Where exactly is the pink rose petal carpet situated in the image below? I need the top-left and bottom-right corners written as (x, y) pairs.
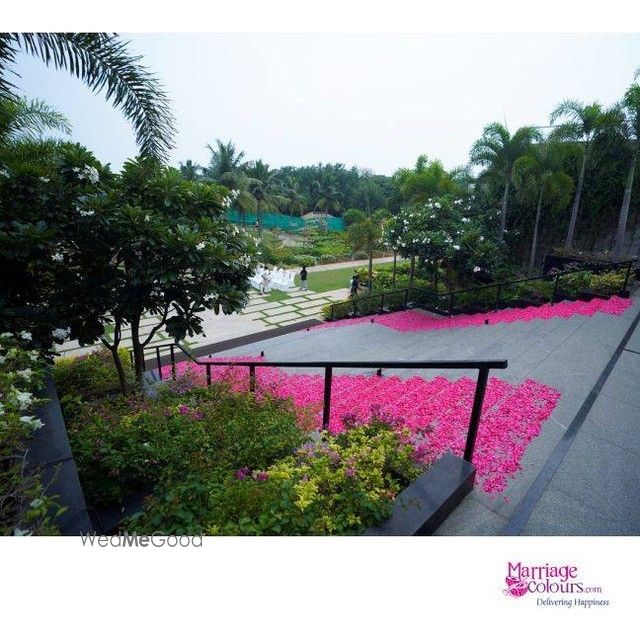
top-left (162, 356), bottom-right (561, 495)
top-left (313, 295), bottom-right (632, 334)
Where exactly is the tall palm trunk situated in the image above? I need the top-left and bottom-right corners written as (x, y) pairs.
top-left (528, 188), bottom-right (544, 275)
top-left (500, 178), bottom-right (510, 238)
top-left (613, 142), bottom-right (638, 260)
top-left (565, 144), bottom-right (589, 249)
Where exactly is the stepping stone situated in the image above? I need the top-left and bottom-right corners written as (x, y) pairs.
top-left (263, 305), bottom-right (300, 317)
top-left (278, 317), bottom-right (310, 326)
top-left (306, 292), bottom-right (334, 300)
top-left (298, 307), bottom-right (325, 317)
top-left (267, 312), bottom-right (301, 323)
top-left (241, 311), bottom-right (266, 320)
top-left (243, 301), bottom-right (283, 312)
top-left (293, 299), bottom-right (329, 310)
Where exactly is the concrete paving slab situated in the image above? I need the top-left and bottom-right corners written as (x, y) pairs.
top-left (266, 312), bottom-right (302, 323)
top-left (540, 432), bottom-right (640, 533)
top-left (579, 395), bottom-right (640, 456)
top-left (262, 305), bottom-right (300, 318)
top-left (521, 486), bottom-right (636, 535)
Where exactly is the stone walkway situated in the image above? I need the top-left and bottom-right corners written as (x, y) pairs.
top-left (204, 292), bottom-right (640, 536)
top-left (56, 286), bottom-right (349, 357)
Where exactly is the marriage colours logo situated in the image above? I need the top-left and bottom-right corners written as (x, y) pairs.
top-left (502, 562), bottom-right (610, 608)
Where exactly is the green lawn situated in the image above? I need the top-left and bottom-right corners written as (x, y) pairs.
top-left (264, 289), bottom-right (291, 302)
top-left (294, 265), bottom-right (358, 293)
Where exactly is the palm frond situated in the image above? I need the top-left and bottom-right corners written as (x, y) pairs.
top-left (1, 33), bottom-right (175, 162)
top-left (3, 97), bottom-right (72, 141)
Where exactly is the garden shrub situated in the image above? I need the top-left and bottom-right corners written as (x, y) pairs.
top-left (0, 332), bottom-right (62, 535)
top-left (287, 254), bottom-right (318, 266)
top-left (128, 421), bottom-right (423, 535)
top-left (65, 383), bottom-right (306, 507)
top-left (589, 269), bottom-right (628, 296)
top-left (53, 346), bottom-right (134, 400)
top-left (558, 271), bottom-right (591, 296)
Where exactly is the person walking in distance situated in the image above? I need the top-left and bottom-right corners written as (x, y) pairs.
top-left (260, 267), bottom-right (271, 295)
top-left (299, 265), bottom-right (308, 291)
top-left (349, 272), bottom-right (360, 297)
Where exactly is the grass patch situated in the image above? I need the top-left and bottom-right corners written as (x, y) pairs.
top-left (264, 289), bottom-right (291, 302)
top-left (294, 266), bottom-right (358, 293)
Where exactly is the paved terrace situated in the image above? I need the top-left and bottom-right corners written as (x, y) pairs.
top-left (209, 293), bottom-right (640, 535)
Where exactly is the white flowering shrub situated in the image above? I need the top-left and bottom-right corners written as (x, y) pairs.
top-left (384, 195), bottom-right (504, 287)
top-left (0, 333), bottom-right (62, 535)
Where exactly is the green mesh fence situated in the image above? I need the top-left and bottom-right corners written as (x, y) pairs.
top-left (226, 210), bottom-right (345, 232)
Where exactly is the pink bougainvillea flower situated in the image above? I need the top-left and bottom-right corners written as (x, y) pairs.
top-left (178, 404), bottom-right (190, 415)
top-left (313, 296), bottom-right (633, 335)
top-left (235, 467), bottom-right (250, 480)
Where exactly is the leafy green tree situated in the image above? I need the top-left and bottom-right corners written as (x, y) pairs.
top-left (470, 123), bottom-right (540, 238)
top-left (549, 100), bottom-right (611, 249)
top-left (0, 142), bottom-right (258, 389)
top-left (513, 139), bottom-right (574, 273)
top-left (0, 97), bottom-right (71, 144)
top-left (346, 209), bottom-right (388, 288)
top-left (612, 84), bottom-right (640, 259)
top-left (0, 33), bottom-right (175, 162)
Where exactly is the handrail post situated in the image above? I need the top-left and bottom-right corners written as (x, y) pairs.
top-left (353, 298), bottom-right (358, 317)
top-left (379, 292), bottom-right (385, 314)
top-left (330, 303), bottom-right (335, 321)
top-left (170, 344), bottom-right (176, 380)
top-left (551, 273), bottom-right (560, 305)
top-left (463, 367), bottom-right (490, 463)
top-left (322, 366), bottom-right (333, 428)
top-left (156, 346), bottom-right (162, 380)
top-left (249, 364), bottom-right (256, 393)
top-left (206, 363), bottom-right (211, 387)
top-left (622, 261), bottom-right (633, 294)
top-left (404, 288), bottom-right (409, 310)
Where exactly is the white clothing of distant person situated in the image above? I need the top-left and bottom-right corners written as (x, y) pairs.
top-left (260, 271), bottom-right (271, 294)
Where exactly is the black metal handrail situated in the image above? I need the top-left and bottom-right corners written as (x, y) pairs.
top-left (133, 340), bottom-right (507, 465)
top-left (327, 259), bottom-right (636, 320)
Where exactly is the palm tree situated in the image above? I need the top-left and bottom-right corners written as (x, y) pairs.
top-left (0, 97), bottom-right (71, 144)
top-left (204, 139), bottom-right (245, 180)
top-left (612, 85), bottom-right (640, 260)
top-left (178, 159), bottom-right (202, 181)
top-left (394, 155), bottom-right (459, 205)
top-left (513, 139), bottom-right (574, 274)
top-left (280, 176), bottom-right (306, 216)
top-left (470, 123), bottom-right (539, 238)
top-left (549, 100), bottom-right (610, 249)
top-left (347, 209), bottom-right (387, 290)
top-left (0, 33), bottom-right (174, 161)
top-left (245, 161), bottom-right (285, 234)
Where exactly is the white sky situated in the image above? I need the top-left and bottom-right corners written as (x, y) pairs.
top-left (11, 33), bottom-right (640, 175)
